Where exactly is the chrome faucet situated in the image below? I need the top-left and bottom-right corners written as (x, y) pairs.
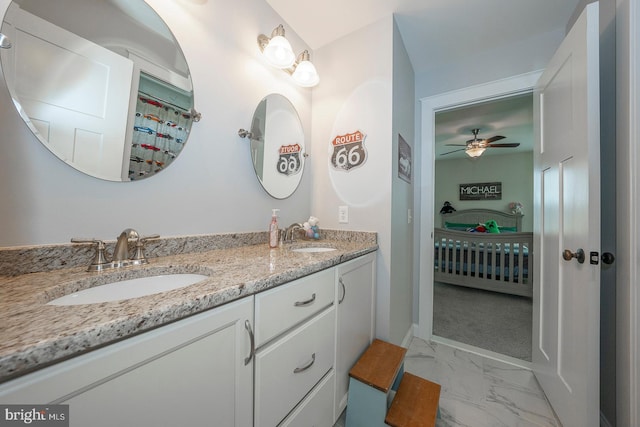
top-left (112, 228), bottom-right (140, 267)
top-left (71, 229), bottom-right (159, 271)
top-left (284, 223), bottom-right (303, 243)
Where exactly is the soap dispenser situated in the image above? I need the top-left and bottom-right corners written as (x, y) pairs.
top-left (269, 209), bottom-right (280, 248)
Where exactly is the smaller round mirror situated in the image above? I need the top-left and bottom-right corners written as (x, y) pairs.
top-left (246, 94), bottom-right (305, 199)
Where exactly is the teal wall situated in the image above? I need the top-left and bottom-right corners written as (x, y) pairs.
top-left (434, 151), bottom-right (533, 231)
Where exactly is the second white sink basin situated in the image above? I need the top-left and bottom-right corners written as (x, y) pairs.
top-left (47, 274), bottom-right (209, 306)
top-left (291, 247), bottom-right (337, 253)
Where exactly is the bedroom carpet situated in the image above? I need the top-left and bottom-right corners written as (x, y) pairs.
top-left (433, 282), bottom-right (532, 361)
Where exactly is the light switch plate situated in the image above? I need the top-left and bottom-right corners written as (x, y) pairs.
top-left (338, 206), bottom-right (349, 224)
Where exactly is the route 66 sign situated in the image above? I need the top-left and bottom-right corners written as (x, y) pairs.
top-left (331, 130), bottom-right (367, 171)
top-left (277, 144), bottom-right (303, 176)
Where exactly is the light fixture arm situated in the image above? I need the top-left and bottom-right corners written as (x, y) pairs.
top-left (257, 24), bottom-right (286, 52)
top-left (282, 50), bottom-right (310, 75)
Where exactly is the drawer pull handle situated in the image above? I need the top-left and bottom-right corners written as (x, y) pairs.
top-left (339, 277), bottom-right (346, 304)
top-left (293, 353), bottom-right (316, 374)
top-left (294, 293), bottom-right (316, 307)
top-left (244, 320), bottom-right (255, 366)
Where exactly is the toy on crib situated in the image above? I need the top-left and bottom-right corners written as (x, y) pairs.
top-left (468, 224), bottom-right (487, 233)
top-left (439, 201), bottom-right (456, 214)
top-left (467, 219), bottom-right (500, 233)
top-left (484, 220), bottom-right (500, 233)
top-left (303, 216), bottom-right (321, 239)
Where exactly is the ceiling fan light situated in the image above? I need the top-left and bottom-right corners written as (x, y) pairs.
top-left (466, 147), bottom-right (486, 158)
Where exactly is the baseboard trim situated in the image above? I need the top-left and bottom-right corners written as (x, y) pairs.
top-left (400, 325), bottom-right (415, 348)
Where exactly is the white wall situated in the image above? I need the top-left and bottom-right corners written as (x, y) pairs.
top-left (434, 152), bottom-right (534, 231)
top-left (0, 0), bottom-right (313, 246)
top-left (390, 19), bottom-right (415, 344)
top-left (310, 17), bottom-right (395, 340)
top-left (309, 17), bottom-right (415, 345)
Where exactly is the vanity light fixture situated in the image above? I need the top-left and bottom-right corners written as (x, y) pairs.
top-left (258, 24), bottom-right (296, 69)
top-left (258, 25), bottom-right (320, 87)
top-left (290, 50), bottom-right (320, 87)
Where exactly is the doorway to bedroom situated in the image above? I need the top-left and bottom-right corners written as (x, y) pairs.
top-left (431, 92), bottom-right (534, 362)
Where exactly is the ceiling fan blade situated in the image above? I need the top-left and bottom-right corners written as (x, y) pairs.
top-left (445, 143), bottom-right (468, 147)
top-left (487, 143), bottom-right (520, 148)
top-left (440, 148), bottom-right (467, 156)
top-left (484, 135), bottom-right (506, 143)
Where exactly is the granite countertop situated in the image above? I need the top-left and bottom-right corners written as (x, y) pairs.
top-left (0, 234), bottom-right (377, 383)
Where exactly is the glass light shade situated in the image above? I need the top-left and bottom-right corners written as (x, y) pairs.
top-left (263, 36), bottom-right (295, 68)
top-left (291, 60), bottom-right (320, 87)
top-left (466, 147), bottom-right (486, 158)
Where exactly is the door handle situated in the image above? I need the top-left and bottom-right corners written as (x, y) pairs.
top-left (562, 248), bottom-right (585, 264)
top-left (244, 320), bottom-right (255, 366)
top-left (338, 277), bottom-right (346, 304)
top-left (293, 353), bottom-right (316, 374)
top-left (294, 293), bottom-right (316, 307)
top-left (601, 252), bottom-right (615, 265)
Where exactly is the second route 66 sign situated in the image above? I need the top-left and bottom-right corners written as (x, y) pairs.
top-left (330, 130), bottom-right (367, 172)
top-left (277, 144), bottom-right (303, 176)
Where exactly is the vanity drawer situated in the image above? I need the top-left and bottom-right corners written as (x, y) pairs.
top-left (255, 268), bottom-right (334, 347)
top-left (279, 369), bottom-right (335, 427)
top-left (255, 305), bottom-right (335, 427)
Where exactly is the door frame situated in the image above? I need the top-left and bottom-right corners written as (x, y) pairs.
top-left (617, 0), bottom-right (640, 424)
top-left (416, 71), bottom-right (542, 343)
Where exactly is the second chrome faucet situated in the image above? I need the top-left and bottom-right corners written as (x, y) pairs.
top-left (72, 228), bottom-right (159, 271)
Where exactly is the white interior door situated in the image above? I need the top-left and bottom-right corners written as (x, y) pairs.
top-left (533, 3), bottom-right (600, 426)
top-left (1, 3), bottom-right (133, 181)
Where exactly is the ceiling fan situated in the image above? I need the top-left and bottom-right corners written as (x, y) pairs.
top-left (441, 128), bottom-right (520, 158)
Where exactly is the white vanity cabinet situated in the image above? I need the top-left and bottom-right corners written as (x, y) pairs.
top-left (0, 297), bottom-right (254, 427)
top-left (334, 252), bottom-right (376, 419)
top-left (0, 251), bottom-right (377, 427)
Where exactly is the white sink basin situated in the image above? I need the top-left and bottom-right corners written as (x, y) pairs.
top-left (291, 247), bottom-right (336, 253)
top-left (47, 274), bottom-right (209, 306)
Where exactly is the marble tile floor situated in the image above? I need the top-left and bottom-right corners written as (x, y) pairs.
top-left (335, 337), bottom-right (560, 427)
top-left (405, 337), bottom-right (560, 427)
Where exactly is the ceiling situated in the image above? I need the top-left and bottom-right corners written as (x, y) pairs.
top-left (265, 0), bottom-right (580, 160)
top-left (435, 93), bottom-right (533, 160)
top-left (265, 0), bottom-right (581, 75)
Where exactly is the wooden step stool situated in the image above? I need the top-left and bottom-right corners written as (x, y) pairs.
top-left (345, 339), bottom-right (441, 427)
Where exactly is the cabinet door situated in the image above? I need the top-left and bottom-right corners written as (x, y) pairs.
top-left (65, 299), bottom-right (253, 427)
top-left (334, 252), bottom-right (376, 420)
top-left (0, 298), bottom-right (254, 427)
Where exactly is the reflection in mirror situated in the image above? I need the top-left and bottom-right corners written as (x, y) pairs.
top-left (245, 94), bottom-right (305, 199)
top-left (0, 0), bottom-right (198, 181)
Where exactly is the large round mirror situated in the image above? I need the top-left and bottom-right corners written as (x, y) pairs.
top-left (0, 0), bottom-right (198, 181)
top-left (246, 94), bottom-right (305, 199)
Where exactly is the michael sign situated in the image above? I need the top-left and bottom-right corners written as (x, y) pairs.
top-left (459, 182), bottom-right (502, 200)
